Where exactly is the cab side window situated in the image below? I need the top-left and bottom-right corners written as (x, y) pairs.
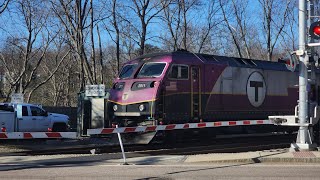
top-left (30, 106), bottom-right (45, 116)
top-left (0, 105), bottom-right (14, 112)
top-left (169, 65), bottom-right (189, 80)
top-left (22, 106), bottom-right (28, 116)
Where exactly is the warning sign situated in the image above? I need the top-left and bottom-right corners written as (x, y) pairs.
top-left (85, 84), bottom-right (105, 97)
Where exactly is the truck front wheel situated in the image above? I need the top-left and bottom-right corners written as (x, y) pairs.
top-left (52, 123), bottom-right (67, 132)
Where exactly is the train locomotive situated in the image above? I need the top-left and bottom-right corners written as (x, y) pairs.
top-left (107, 50), bottom-right (311, 142)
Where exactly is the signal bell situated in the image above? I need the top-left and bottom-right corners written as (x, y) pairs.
top-left (310, 21), bottom-right (320, 40)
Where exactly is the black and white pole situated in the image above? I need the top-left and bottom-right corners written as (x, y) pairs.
top-left (116, 125), bottom-right (129, 165)
top-left (292, 0), bottom-right (317, 151)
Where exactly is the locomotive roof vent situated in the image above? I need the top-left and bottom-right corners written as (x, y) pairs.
top-left (234, 58), bottom-right (257, 67)
top-left (201, 54), bottom-right (219, 62)
top-left (243, 59), bottom-right (257, 66)
top-left (234, 58), bottom-right (247, 65)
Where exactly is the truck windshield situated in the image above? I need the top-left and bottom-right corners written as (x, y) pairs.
top-left (137, 62), bottom-right (166, 78)
top-left (119, 64), bottom-right (137, 79)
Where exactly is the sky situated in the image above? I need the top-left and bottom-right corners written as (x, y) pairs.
top-left (0, 0), bottom-right (298, 56)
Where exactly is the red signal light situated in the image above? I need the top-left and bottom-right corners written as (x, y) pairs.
top-left (1, 127), bottom-right (6, 132)
top-left (310, 22), bottom-right (320, 39)
top-left (313, 26), bottom-right (320, 35)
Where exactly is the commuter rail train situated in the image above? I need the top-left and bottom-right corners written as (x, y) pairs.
top-left (107, 50), bottom-right (316, 142)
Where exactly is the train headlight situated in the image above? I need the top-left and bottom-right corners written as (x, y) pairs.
top-left (138, 104), bottom-right (145, 111)
top-left (113, 105), bottom-right (118, 111)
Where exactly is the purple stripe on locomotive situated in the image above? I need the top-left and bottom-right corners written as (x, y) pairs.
top-left (108, 51), bottom-right (299, 126)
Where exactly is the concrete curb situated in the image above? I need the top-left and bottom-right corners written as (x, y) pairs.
top-left (259, 157), bottom-right (320, 163)
top-left (186, 157), bottom-right (320, 164)
top-left (183, 150), bottom-right (320, 164)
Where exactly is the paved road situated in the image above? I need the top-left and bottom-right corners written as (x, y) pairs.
top-left (1, 160), bottom-right (320, 180)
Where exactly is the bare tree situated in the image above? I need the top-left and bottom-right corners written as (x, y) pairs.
top-left (161, 0), bottom-right (182, 51)
top-left (121, 24), bottom-right (136, 59)
top-left (0, 0), bottom-right (54, 101)
top-left (0, 0), bottom-right (302, 106)
top-left (97, 25), bottom-right (104, 83)
top-left (196, 0), bottom-right (221, 53)
top-left (231, 0), bottom-right (251, 58)
top-left (258, 0), bottom-right (293, 61)
top-left (219, 0), bottom-right (252, 58)
top-left (51, 0), bottom-right (94, 87)
top-left (111, 0), bottom-right (120, 73)
top-left (26, 36), bottom-right (71, 102)
top-left (219, 0), bottom-right (242, 58)
top-left (89, 0), bottom-right (97, 83)
top-left (161, 0), bottom-right (201, 52)
top-left (180, 0), bottom-right (200, 50)
top-left (0, 0), bottom-right (10, 15)
top-left (104, 0), bottom-right (121, 74)
top-left (127, 0), bottom-right (171, 55)
top-left (279, 1), bottom-right (298, 53)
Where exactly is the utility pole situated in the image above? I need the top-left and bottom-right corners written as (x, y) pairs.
top-left (292, 0), bottom-right (317, 151)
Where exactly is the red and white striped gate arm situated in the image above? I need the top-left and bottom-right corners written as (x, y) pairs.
top-left (87, 120), bottom-right (273, 135)
top-left (0, 132), bottom-right (77, 139)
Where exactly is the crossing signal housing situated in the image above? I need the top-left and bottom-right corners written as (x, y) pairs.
top-left (310, 21), bottom-right (320, 40)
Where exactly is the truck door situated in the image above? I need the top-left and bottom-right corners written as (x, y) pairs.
top-left (17, 105), bottom-right (34, 132)
top-left (30, 106), bottom-right (49, 131)
top-left (191, 66), bottom-right (201, 120)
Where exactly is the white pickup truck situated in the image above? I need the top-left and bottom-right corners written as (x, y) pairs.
top-left (0, 103), bottom-right (70, 132)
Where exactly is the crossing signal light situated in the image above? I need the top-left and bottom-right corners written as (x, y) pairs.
top-left (310, 21), bottom-right (320, 40)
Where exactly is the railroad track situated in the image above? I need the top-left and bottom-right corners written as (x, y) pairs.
top-left (13, 133), bottom-right (297, 156)
top-left (132, 133), bottom-right (296, 156)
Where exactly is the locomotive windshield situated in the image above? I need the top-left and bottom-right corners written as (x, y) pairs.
top-left (137, 62), bottom-right (166, 78)
top-left (119, 64), bottom-right (137, 79)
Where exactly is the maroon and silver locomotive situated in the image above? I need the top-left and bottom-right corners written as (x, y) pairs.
top-left (108, 50), bottom-right (302, 131)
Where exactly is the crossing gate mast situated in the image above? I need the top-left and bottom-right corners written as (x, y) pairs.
top-left (270, 0), bottom-right (320, 151)
top-left (295, 0), bottom-right (313, 151)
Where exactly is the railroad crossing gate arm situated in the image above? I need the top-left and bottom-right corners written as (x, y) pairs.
top-left (269, 105), bottom-right (320, 126)
top-left (0, 132), bottom-right (77, 139)
top-left (87, 120), bottom-right (274, 136)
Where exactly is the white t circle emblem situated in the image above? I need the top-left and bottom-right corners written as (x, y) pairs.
top-left (246, 72), bottom-right (266, 107)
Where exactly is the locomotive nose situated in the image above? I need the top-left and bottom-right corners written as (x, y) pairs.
top-left (109, 79), bottom-right (161, 121)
